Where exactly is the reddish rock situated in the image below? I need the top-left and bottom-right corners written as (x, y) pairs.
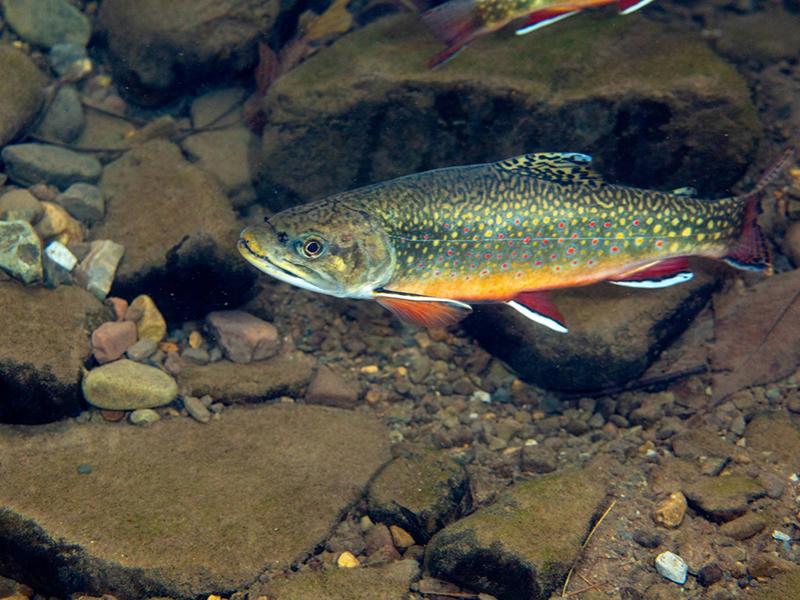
top-left (104, 297), bottom-right (128, 321)
top-left (365, 523), bottom-right (397, 556)
top-left (91, 321), bottom-right (137, 364)
top-left (100, 409), bottom-right (126, 422)
top-left (305, 366), bottom-right (359, 409)
top-left (205, 310), bottom-right (279, 363)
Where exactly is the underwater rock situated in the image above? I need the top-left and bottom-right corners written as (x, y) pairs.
top-left (744, 413), bottom-right (800, 468)
top-left (718, 512), bottom-right (766, 540)
top-left (125, 338), bottom-right (157, 362)
top-left (91, 321), bottom-right (137, 364)
top-left (0, 46), bottom-right (45, 147)
top-left (182, 126), bottom-right (260, 209)
top-left (43, 239), bottom-right (78, 287)
top-left (34, 201), bottom-right (82, 243)
top-left (205, 310), bottom-right (279, 363)
top-left (73, 239), bottom-right (125, 300)
top-left (56, 182), bottom-right (105, 224)
top-left (1, 143), bottom-right (102, 188)
top-left (190, 87), bottom-right (248, 129)
top-left (425, 463), bottom-right (608, 600)
top-left (0, 221), bottom-right (43, 284)
top-left (93, 140), bottom-right (255, 321)
top-left (655, 551), bottom-right (688, 585)
top-left (0, 282), bottom-right (109, 423)
top-left (35, 85), bottom-right (84, 143)
top-left (2, 0), bottom-right (91, 48)
top-left (125, 294), bottom-right (167, 344)
top-left (258, 13), bottom-right (760, 209)
top-left (367, 450), bottom-right (470, 543)
top-left (305, 365), bottom-right (359, 409)
top-left (128, 407), bottom-right (160, 425)
top-left (745, 568), bottom-right (800, 599)
top-left (262, 559), bottom-right (419, 600)
top-left (183, 395), bottom-right (211, 423)
top-left (98, 0), bottom-right (281, 105)
top-left (0, 189), bottom-right (43, 223)
top-left (467, 272), bottom-right (717, 393)
top-left (82, 359), bottom-right (178, 410)
top-left (683, 476), bottom-right (765, 522)
top-left (0, 404), bottom-right (390, 598)
top-left (176, 353), bottom-right (315, 403)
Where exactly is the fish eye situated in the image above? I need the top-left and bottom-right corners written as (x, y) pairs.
top-left (300, 237), bottom-right (325, 258)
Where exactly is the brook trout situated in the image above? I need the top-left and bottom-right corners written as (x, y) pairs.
top-left (422, 0), bottom-right (656, 67)
top-left (239, 151), bottom-right (787, 332)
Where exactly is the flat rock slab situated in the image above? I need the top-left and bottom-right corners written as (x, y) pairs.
top-left (0, 282), bottom-right (109, 423)
top-left (0, 404), bottom-right (390, 599)
top-left (745, 412), bottom-right (800, 470)
top-left (262, 560), bottom-right (418, 600)
top-left (93, 140), bottom-right (255, 321)
top-left (683, 476), bottom-right (765, 522)
top-left (259, 13), bottom-right (759, 208)
top-left (0, 46), bottom-right (44, 146)
top-left (425, 464), bottom-right (608, 600)
top-left (368, 450), bottom-right (470, 543)
top-left (746, 569), bottom-right (800, 600)
top-left (176, 353), bottom-right (315, 403)
top-left (466, 272), bottom-right (717, 392)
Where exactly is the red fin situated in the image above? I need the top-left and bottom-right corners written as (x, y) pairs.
top-left (618, 0), bottom-right (656, 15)
top-left (724, 190), bottom-right (771, 273)
top-left (375, 293), bottom-right (472, 328)
top-left (515, 8), bottom-right (581, 35)
top-left (507, 291), bottom-right (568, 333)
top-left (611, 257), bottom-right (693, 287)
top-left (421, 0), bottom-right (482, 67)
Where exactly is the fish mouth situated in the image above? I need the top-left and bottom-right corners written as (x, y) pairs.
top-left (237, 237), bottom-right (331, 296)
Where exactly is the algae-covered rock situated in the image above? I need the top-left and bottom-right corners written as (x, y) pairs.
top-left (259, 13), bottom-right (760, 208)
top-left (425, 465), bottom-right (609, 600)
top-left (176, 354), bottom-right (315, 403)
top-left (0, 404), bottom-right (390, 598)
top-left (263, 559), bottom-right (419, 600)
top-left (367, 450), bottom-right (470, 543)
top-left (2, 0), bottom-right (91, 48)
top-left (466, 271), bottom-right (717, 392)
top-left (683, 476), bottom-right (765, 522)
top-left (99, 0), bottom-right (282, 105)
top-left (93, 140), bottom-right (255, 321)
top-left (745, 412), bottom-right (800, 469)
top-left (0, 282), bottom-right (109, 423)
top-left (82, 359), bottom-right (178, 410)
top-left (0, 46), bottom-right (44, 146)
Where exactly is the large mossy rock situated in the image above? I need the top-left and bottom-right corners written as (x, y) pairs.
top-left (425, 464), bottom-right (609, 600)
top-left (259, 13), bottom-right (760, 209)
top-left (98, 0), bottom-right (282, 105)
top-left (93, 140), bottom-right (256, 321)
top-left (0, 404), bottom-right (390, 599)
top-left (466, 271), bottom-right (718, 392)
top-left (0, 46), bottom-right (44, 146)
top-left (0, 282), bottom-right (109, 424)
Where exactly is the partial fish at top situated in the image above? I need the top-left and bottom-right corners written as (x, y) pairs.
top-left (239, 150), bottom-right (792, 333)
top-left (422, 0), bottom-right (657, 67)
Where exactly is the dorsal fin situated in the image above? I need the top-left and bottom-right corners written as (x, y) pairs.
top-left (495, 152), bottom-right (604, 188)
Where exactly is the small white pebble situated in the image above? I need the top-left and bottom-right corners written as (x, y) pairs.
top-left (468, 412), bottom-right (479, 420)
top-left (655, 551), bottom-right (688, 585)
top-left (45, 241), bottom-right (78, 271)
top-left (772, 530), bottom-right (791, 542)
top-left (790, 473), bottom-right (799, 483)
top-left (524, 438), bottom-right (538, 446)
top-left (472, 390), bottom-right (491, 403)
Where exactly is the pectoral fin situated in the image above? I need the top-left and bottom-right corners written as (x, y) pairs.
top-left (507, 291), bottom-right (568, 333)
top-left (374, 291), bottom-right (472, 328)
top-left (515, 9), bottom-right (581, 35)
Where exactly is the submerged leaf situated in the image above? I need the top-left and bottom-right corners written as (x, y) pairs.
top-left (711, 269), bottom-right (800, 402)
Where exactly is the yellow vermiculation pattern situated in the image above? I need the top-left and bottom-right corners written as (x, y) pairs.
top-left (350, 163), bottom-right (745, 301)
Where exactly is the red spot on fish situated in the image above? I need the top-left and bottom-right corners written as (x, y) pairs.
top-left (572, 260), bottom-right (578, 265)
top-left (437, 256), bottom-right (443, 262)
top-left (523, 236), bottom-right (531, 244)
top-left (558, 222), bottom-right (565, 229)
top-left (588, 260), bottom-right (594, 265)
top-left (558, 238), bottom-right (564, 244)
top-left (522, 253), bottom-right (529, 259)
top-left (484, 253), bottom-right (491, 259)
top-left (463, 226), bottom-right (469, 233)
top-left (417, 263), bottom-right (424, 268)
top-left (542, 239), bottom-right (549, 245)
top-left (515, 218), bottom-right (521, 224)
top-left (656, 240), bottom-right (664, 247)
top-left (481, 269), bottom-right (488, 275)
top-left (470, 263), bottom-right (476, 269)
top-left (444, 223), bottom-right (449, 229)
top-left (508, 241), bottom-right (514, 246)
top-left (555, 266), bottom-right (561, 271)
top-left (571, 233), bottom-right (578, 239)
top-left (534, 260), bottom-right (542, 266)
top-left (466, 251), bottom-right (472, 257)
top-left (423, 234), bottom-right (429, 240)
top-left (611, 246), bottom-right (619, 253)
top-left (453, 260), bottom-right (459, 266)
top-left (633, 219), bottom-right (640, 226)
top-left (502, 263), bottom-right (508, 269)
top-left (592, 239), bottom-right (598, 245)
top-left (551, 253), bottom-right (557, 259)
top-left (447, 250), bottom-right (453, 256)
top-left (511, 251), bottom-right (517, 257)
top-left (567, 247), bottom-right (575, 255)
top-left (604, 221), bottom-right (611, 228)
top-left (498, 233), bottom-right (504, 239)
top-left (589, 221), bottom-right (596, 228)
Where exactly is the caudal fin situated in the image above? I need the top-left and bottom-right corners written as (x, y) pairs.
top-left (422, 0), bottom-right (483, 67)
top-left (723, 147), bottom-right (796, 274)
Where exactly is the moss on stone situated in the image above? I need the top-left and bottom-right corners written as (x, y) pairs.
top-left (684, 476), bottom-right (766, 520)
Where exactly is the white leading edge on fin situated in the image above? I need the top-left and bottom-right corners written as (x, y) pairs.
top-left (506, 301), bottom-right (568, 333)
top-left (373, 291), bottom-right (472, 311)
top-left (620, 0), bottom-right (656, 15)
top-left (610, 272), bottom-right (694, 289)
top-left (515, 10), bottom-right (580, 35)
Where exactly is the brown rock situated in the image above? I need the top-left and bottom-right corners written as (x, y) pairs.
top-left (0, 189), bottom-right (43, 223)
top-left (748, 553), bottom-right (796, 579)
top-left (35, 201), bottom-right (83, 243)
top-left (0, 46), bottom-right (44, 147)
top-left (93, 140), bottom-right (255, 321)
top-left (684, 476), bottom-right (765, 521)
top-left (305, 366), bottom-right (359, 409)
top-left (104, 297), bottom-right (128, 321)
top-left (91, 321), bottom-right (138, 364)
top-left (745, 412), bottom-right (800, 468)
top-left (719, 512), bottom-right (766, 540)
top-left (205, 310), bottom-right (279, 363)
top-left (652, 491), bottom-right (687, 529)
top-left (389, 525), bottom-right (415, 550)
top-left (365, 523), bottom-right (395, 556)
top-left (0, 282), bottom-right (109, 423)
top-left (125, 294), bottom-right (166, 344)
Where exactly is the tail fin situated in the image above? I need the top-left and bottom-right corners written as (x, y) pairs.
top-left (723, 147), bottom-right (796, 274)
top-left (421, 0), bottom-right (482, 67)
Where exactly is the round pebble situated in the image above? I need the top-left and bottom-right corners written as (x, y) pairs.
top-left (655, 551), bottom-right (688, 585)
top-left (82, 359), bottom-right (178, 410)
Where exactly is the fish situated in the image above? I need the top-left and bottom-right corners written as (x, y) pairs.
top-left (239, 150), bottom-right (791, 333)
top-left (422, 0), bottom-right (657, 67)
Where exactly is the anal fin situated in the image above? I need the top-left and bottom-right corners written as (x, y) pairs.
top-left (609, 257), bottom-right (694, 288)
top-left (515, 8), bottom-right (581, 35)
top-left (375, 291), bottom-right (472, 328)
top-left (507, 291), bottom-right (568, 333)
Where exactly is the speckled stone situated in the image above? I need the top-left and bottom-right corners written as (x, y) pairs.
top-left (0, 220), bottom-right (43, 284)
top-left (82, 359), bottom-right (177, 410)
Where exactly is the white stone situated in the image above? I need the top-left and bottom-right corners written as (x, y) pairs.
top-left (45, 240), bottom-right (77, 271)
top-left (655, 551), bottom-right (688, 585)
